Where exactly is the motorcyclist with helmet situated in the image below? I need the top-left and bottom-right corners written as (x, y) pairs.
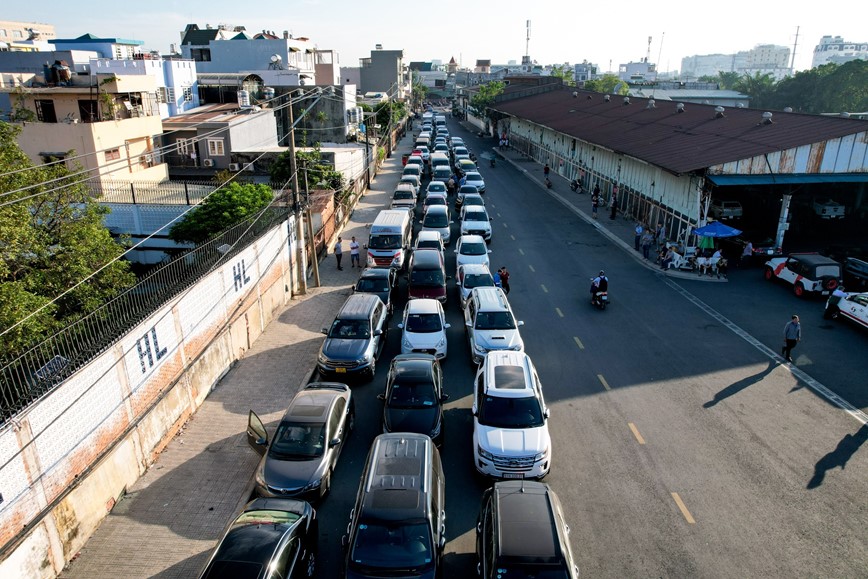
top-left (590, 270), bottom-right (609, 305)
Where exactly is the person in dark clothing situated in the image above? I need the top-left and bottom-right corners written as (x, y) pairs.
top-left (499, 267), bottom-right (511, 295)
top-left (591, 185), bottom-right (600, 219)
top-left (334, 237), bottom-right (344, 270)
top-left (782, 314), bottom-right (801, 362)
top-left (609, 188), bottom-right (618, 220)
top-left (543, 164), bottom-right (550, 178)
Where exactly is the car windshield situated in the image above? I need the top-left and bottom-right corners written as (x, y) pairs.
top-left (460, 242), bottom-right (487, 256)
top-left (428, 183), bottom-right (446, 193)
top-left (350, 521), bottom-right (433, 571)
top-left (388, 380), bottom-right (438, 409)
top-left (459, 186), bottom-right (478, 195)
top-left (369, 235), bottom-right (401, 250)
top-left (424, 213), bottom-right (449, 227)
top-left (479, 394), bottom-right (544, 428)
top-left (467, 176), bottom-right (483, 184)
top-left (357, 278), bottom-right (389, 293)
top-left (425, 197), bottom-right (447, 207)
top-left (464, 273), bottom-right (494, 289)
top-left (465, 211), bottom-right (487, 222)
top-left (493, 567), bottom-right (571, 579)
top-left (406, 313), bottom-right (443, 333)
top-left (394, 191), bottom-right (413, 200)
top-left (475, 311), bottom-right (517, 330)
top-left (417, 241), bottom-right (441, 251)
top-left (465, 197), bottom-right (484, 207)
top-left (410, 268), bottom-right (445, 286)
top-left (270, 422), bottom-right (326, 458)
top-left (328, 319), bottom-right (371, 339)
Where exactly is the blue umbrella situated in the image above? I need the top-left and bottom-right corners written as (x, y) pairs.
top-left (693, 221), bottom-right (742, 238)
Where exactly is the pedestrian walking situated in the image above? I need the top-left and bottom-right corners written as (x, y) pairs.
top-left (782, 314), bottom-right (801, 362)
top-left (499, 267), bottom-right (511, 295)
top-left (591, 186), bottom-right (600, 219)
top-left (334, 237), bottom-right (344, 270)
top-left (609, 188), bottom-right (618, 220)
top-left (634, 221), bottom-right (644, 251)
top-left (641, 230), bottom-right (654, 260)
top-left (350, 236), bottom-right (361, 268)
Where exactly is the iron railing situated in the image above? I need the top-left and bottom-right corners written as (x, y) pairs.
top-left (0, 207), bottom-right (291, 424)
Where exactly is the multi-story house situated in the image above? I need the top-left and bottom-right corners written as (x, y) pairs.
top-left (49, 33), bottom-right (144, 60)
top-left (2, 73), bottom-right (167, 185)
top-left (812, 35), bottom-right (868, 68)
top-left (359, 46), bottom-right (406, 96)
top-left (89, 57), bottom-right (200, 118)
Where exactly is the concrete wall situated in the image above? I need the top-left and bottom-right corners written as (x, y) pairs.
top-left (0, 219), bottom-right (301, 577)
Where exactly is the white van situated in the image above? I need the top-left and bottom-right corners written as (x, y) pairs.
top-left (367, 210), bottom-right (413, 269)
top-left (430, 152), bottom-right (451, 174)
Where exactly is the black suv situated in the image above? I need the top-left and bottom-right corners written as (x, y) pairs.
top-left (378, 354), bottom-right (449, 446)
top-left (476, 481), bottom-right (579, 579)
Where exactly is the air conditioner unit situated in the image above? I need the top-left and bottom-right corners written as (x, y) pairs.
top-left (228, 163), bottom-right (240, 171)
top-left (203, 159), bottom-right (214, 167)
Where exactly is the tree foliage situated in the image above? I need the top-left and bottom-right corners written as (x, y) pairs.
top-left (0, 122), bottom-right (135, 357)
top-left (269, 142), bottom-right (346, 195)
top-left (469, 81), bottom-right (505, 119)
top-left (168, 182), bottom-right (274, 244)
top-left (767, 61), bottom-right (867, 113)
top-left (374, 99), bottom-right (407, 129)
top-left (549, 65), bottom-right (575, 86)
top-left (583, 74), bottom-right (626, 95)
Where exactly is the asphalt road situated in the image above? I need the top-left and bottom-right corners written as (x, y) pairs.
top-left (310, 116), bottom-right (868, 578)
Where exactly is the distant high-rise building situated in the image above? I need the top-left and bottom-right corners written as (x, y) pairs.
top-left (681, 44), bottom-right (791, 80)
top-left (811, 35), bottom-right (868, 68)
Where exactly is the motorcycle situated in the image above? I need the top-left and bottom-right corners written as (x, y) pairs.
top-left (570, 179), bottom-right (583, 193)
top-left (590, 278), bottom-right (609, 310)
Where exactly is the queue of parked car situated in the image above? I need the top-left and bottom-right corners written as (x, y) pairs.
top-left (199, 108), bottom-right (579, 579)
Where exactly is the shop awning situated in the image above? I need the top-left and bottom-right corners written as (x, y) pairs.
top-left (706, 173), bottom-right (868, 186)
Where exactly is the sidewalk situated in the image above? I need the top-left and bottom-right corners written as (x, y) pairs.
top-left (60, 134), bottom-right (415, 579)
top-left (480, 134), bottom-right (725, 283)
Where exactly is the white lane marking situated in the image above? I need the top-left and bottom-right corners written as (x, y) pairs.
top-left (518, 248), bottom-right (525, 256)
top-left (573, 336), bottom-right (585, 350)
top-left (555, 307), bottom-right (564, 318)
top-left (597, 374), bottom-right (611, 391)
top-left (528, 265), bottom-right (535, 272)
top-left (541, 284), bottom-right (549, 293)
top-left (628, 422), bottom-right (646, 445)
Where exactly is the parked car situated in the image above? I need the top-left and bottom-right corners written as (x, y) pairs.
top-left (414, 230), bottom-right (445, 261)
top-left (456, 159), bottom-right (478, 176)
top-left (460, 205), bottom-right (493, 242)
top-left (246, 382), bottom-right (354, 502)
top-left (317, 294), bottom-right (389, 380)
top-left (425, 180), bottom-right (448, 196)
top-left (464, 171), bottom-right (486, 194)
top-left (398, 299), bottom-right (451, 359)
top-left (709, 199), bottom-right (743, 220)
top-left (422, 192), bottom-right (449, 212)
top-left (390, 185), bottom-right (417, 214)
top-left (719, 233), bottom-right (782, 265)
top-left (454, 234), bottom-right (492, 278)
top-left (764, 253), bottom-right (843, 297)
top-left (421, 205), bottom-right (453, 245)
top-left (456, 185), bottom-right (480, 207)
top-left (813, 198), bottom-right (845, 219)
top-left (407, 248), bottom-right (448, 303)
top-left (824, 291), bottom-right (868, 330)
top-left (378, 354), bottom-right (449, 446)
top-left (464, 287), bottom-right (525, 364)
top-left (843, 257), bottom-right (868, 291)
top-left (353, 267), bottom-right (397, 315)
top-left (199, 497), bottom-right (318, 579)
top-left (472, 350), bottom-right (551, 480)
top-left (399, 175), bottom-right (421, 196)
top-left (457, 263), bottom-right (495, 309)
top-left (476, 481), bottom-right (579, 579)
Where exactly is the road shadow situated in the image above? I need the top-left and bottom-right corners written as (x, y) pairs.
top-left (702, 360), bottom-right (778, 408)
top-left (807, 424), bottom-right (868, 489)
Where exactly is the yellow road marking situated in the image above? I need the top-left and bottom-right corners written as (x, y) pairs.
top-left (518, 248), bottom-right (525, 255)
top-left (555, 307), bottom-right (564, 318)
top-left (541, 284), bottom-right (549, 293)
top-left (573, 336), bottom-right (584, 350)
top-left (671, 493), bottom-right (696, 524)
top-left (597, 374), bottom-right (611, 391)
top-left (628, 423), bottom-right (646, 445)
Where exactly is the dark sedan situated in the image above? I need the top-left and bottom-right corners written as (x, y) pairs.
top-left (353, 267), bottom-right (397, 315)
top-left (199, 497), bottom-right (318, 579)
top-left (247, 383), bottom-right (354, 502)
top-left (377, 354), bottom-right (448, 446)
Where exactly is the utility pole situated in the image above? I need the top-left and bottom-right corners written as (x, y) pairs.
top-left (790, 26), bottom-right (800, 72)
top-left (302, 166), bottom-right (320, 287)
top-left (288, 93), bottom-right (307, 294)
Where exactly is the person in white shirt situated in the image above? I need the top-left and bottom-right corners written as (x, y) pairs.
top-left (350, 236), bottom-right (361, 268)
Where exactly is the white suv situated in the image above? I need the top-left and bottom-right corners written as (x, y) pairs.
top-left (398, 299), bottom-right (450, 359)
top-left (472, 351), bottom-right (551, 480)
top-left (464, 287), bottom-right (524, 365)
top-left (460, 205), bottom-right (493, 242)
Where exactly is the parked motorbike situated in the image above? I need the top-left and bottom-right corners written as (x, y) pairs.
top-left (570, 179), bottom-right (582, 193)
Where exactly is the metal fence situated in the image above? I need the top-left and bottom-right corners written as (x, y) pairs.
top-left (0, 207), bottom-right (291, 424)
top-left (89, 179), bottom-right (287, 205)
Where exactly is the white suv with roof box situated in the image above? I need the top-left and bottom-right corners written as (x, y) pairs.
top-left (472, 351), bottom-right (551, 480)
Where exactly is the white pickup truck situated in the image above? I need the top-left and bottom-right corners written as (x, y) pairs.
top-left (812, 199), bottom-right (845, 219)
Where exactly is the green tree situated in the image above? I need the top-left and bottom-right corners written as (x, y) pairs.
top-left (770, 61), bottom-right (868, 113)
top-left (374, 99), bottom-right (407, 129)
top-left (168, 182), bottom-right (274, 244)
top-left (550, 65), bottom-right (574, 86)
top-left (0, 122), bottom-right (135, 357)
top-left (583, 74), bottom-right (625, 94)
top-left (411, 73), bottom-right (429, 108)
top-left (469, 81), bottom-right (505, 119)
top-left (734, 72), bottom-right (777, 109)
top-left (269, 143), bottom-right (346, 193)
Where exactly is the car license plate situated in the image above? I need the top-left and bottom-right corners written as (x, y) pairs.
top-left (502, 473), bottom-right (524, 479)
top-left (335, 367), bottom-right (346, 373)
top-left (821, 291), bottom-right (830, 296)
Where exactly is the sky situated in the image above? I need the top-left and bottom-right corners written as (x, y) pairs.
top-left (9, 1), bottom-right (866, 73)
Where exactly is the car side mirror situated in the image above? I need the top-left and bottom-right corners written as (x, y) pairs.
top-left (453, 249), bottom-right (458, 253)
top-left (441, 393), bottom-right (450, 402)
top-left (444, 323), bottom-right (451, 329)
top-left (517, 320), bottom-right (525, 326)
top-left (341, 534), bottom-right (348, 547)
top-left (321, 328), bottom-right (329, 335)
top-left (439, 536), bottom-right (446, 549)
top-left (465, 320), bottom-right (472, 327)
top-left (487, 250), bottom-right (492, 254)
top-left (329, 437), bottom-right (341, 448)
top-left (471, 405), bottom-right (478, 416)
top-left (489, 217), bottom-right (494, 221)
top-left (373, 329), bottom-right (383, 336)
top-left (544, 408), bottom-right (550, 418)
top-left (256, 437), bottom-right (267, 446)
top-left (476, 521), bottom-right (482, 534)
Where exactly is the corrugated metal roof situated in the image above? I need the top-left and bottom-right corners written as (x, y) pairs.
top-left (491, 87), bottom-right (868, 175)
top-left (707, 173), bottom-right (868, 185)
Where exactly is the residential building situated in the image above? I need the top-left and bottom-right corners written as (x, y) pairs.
top-left (340, 66), bottom-right (361, 87)
top-left (0, 20), bottom-right (56, 48)
top-left (180, 24), bottom-right (317, 86)
top-left (359, 47), bottom-right (405, 95)
top-left (2, 73), bottom-right (167, 184)
top-left (160, 102), bottom-right (279, 171)
top-left (681, 44), bottom-right (792, 80)
top-left (89, 57), bottom-right (199, 118)
top-left (475, 60), bottom-right (491, 74)
top-left (574, 62), bottom-right (598, 84)
top-left (315, 49), bottom-right (340, 86)
top-left (50, 33), bottom-right (144, 60)
top-left (812, 35), bottom-right (868, 67)
top-left (618, 59), bottom-right (658, 83)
